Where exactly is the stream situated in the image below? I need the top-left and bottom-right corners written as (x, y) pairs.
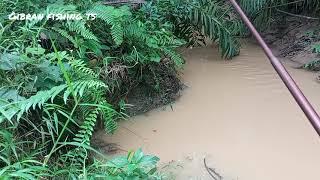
top-left (95, 41), bottom-right (320, 180)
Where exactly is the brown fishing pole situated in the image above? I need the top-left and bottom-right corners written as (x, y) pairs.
top-left (229, 0), bottom-right (320, 137)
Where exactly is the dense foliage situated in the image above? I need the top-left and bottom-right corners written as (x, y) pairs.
top-left (239, 0), bottom-right (320, 28)
top-left (0, 0), bottom-right (184, 178)
top-left (1, 0), bottom-right (320, 179)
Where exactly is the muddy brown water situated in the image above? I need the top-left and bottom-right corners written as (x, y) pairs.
top-left (95, 42), bottom-right (320, 179)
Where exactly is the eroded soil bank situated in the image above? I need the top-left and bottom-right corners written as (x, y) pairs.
top-left (94, 42), bottom-right (320, 179)
top-left (263, 16), bottom-right (320, 66)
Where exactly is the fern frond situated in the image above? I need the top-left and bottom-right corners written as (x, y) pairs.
top-left (87, 4), bottom-right (132, 45)
top-left (52, 27), bottom-right (79, 48)
top-left (162, 48), bottom-right (184, 67)
top-left (188, 0), bottom-right (241, 58)
top-left (72, 100), bottom-right (119, 145)
top-left (154, 32), bottom-right (185, 47)
top-left (18, 85), bottom-right (68, 120)
top-left (87, 5), bottom-right (115, 24)
top-left (66, 21), bottom-right (98, 41)
top-left (125, 22), bottom-right (147, 41)
top-left (100, 101), bottom-right (118, 134)
top-left (63, 80), bottom-right (108, 103)
top-left (73, 108), bottom-right (99, 145)
top-left (111, 24), bottom-right (124, 45)
top-left (2, 79), bottom-right (107, 121)
top-left (70, 59), bottom-right (98, 78)
top-left (63, 101), bottom-right (118, 165)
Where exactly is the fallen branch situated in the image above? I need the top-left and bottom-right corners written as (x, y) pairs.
top-left (276, 9), bottom-right (319, 20)
top-left (204, 157), bottom-right (223, 180)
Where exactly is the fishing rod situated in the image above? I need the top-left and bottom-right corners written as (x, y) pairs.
top-left (229, 0), bottom-right (320, 137)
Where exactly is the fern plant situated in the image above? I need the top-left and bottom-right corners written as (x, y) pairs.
top-left (87, 5), bottom-right (132, 46)
top-left (142, 0), bottom-right (243, 59)
top-left (0, 0), bottom-right (182, 178)
top-left (0, 51), bottom-right (121, 172)
top-left (190, 0), bottom-right (241, 58)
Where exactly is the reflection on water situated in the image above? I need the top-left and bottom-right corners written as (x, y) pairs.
top-left (95, 42), bottom-right (320, 180)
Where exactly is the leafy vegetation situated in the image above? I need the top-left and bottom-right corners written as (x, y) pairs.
top-left (239, 0), bottom-right (320, 29)
top-left (2, 0), bottom-right (320, 179)
top-left (0, 0), bottom-right (185, 178)
top-left (304, 43), bottom-right (320, 71)
top-left (144, 0), bottom-right (244, 58)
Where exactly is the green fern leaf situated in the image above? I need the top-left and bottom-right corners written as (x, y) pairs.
top-left (111, 24), bottom-right (124, 45)
top-left (66, 21), bottom-right (98, 41)
top-left (70, 59), bottom-right (98, 78)
top-left (52, 27), bottom-right (79, 48)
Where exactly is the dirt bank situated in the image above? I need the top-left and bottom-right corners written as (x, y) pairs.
top-left (262, 15), bottom-right (320, 67)
top-left (125, 61), bottom-right (183, 116)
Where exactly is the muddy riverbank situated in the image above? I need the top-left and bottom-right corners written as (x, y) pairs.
top-left (263, 16), bottom-right (320, 67)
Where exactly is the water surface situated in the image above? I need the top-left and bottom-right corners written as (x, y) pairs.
top-left (96, 42), bottom-right (320, 179)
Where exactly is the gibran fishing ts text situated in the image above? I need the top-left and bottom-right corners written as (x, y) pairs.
top-left (8, 12), bottom-right (97, 21)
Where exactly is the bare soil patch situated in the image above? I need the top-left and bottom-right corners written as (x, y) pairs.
top-left (262, 16), bottom-right (320, 67)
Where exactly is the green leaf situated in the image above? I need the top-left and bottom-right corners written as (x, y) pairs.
top-left (0, 88), bottom-right (25, 102)
top-left (140, 155), bottom-right (160, 167)
top-left (107, 156), bottom-right (128, 168)
top-left (146, 38), bottom-right (159, 48)
top-left (37, 60), bottom-right (63, 83)
top-left (132, 148), bottom-right (144, 163)
top-left (111, 24), bottom-right (124, 46)
top-left (83, 40), bottom-right (103, 57)
top-left (0, 53), bottom-right (21, 70)
top-left (313, 44), bottom-right (320, 54)
top-left (126, 164), bottom-right (137, 175)
top-left (26, 46), bottom-right (46, 55)
top-left (149, 53), bottom-right (161, 63)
